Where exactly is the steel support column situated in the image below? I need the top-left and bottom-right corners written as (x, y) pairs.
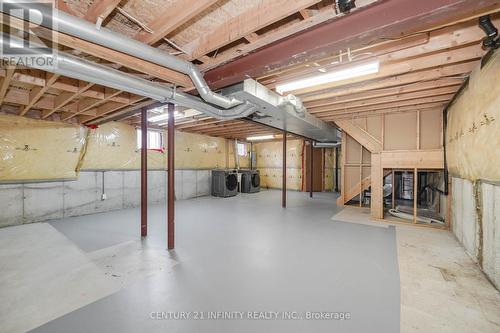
top-left (282, 131), bottom-right (287, 208)
top-left (167, 103), bottom-right (175, 250)
top-left (309, 140), bottom-right (313, 198)
top-left (140, 108), bottom-right (147, 237)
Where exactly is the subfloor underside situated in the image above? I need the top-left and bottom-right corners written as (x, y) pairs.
top-left (0, 190), bottom-right (499, 333)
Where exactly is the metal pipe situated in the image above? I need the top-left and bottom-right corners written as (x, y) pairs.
top-left (309, 140), bottom-right (314, 198)
top-left (167, 103), bottom-right (175, 250)
top-left (141, 108), bottom-right (148, 237)
top-left (5, 3), bottom-right (243, 109)
top-left (282, 131), bottom-right (287, 208)
top-left (0, 33), bottom-right (257, 120)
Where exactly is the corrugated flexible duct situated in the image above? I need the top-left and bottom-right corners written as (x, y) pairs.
top-left (3, 3), bottom-right (243, 110)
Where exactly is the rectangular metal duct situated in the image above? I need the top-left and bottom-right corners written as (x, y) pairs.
top-left (221, 79), bottom-right (341, 142)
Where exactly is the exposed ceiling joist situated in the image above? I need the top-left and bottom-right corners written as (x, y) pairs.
top-left (6, 15), bottom-right (191, 87)
top-left (42, 82), bottom-right (94, 119)
top-left (299, 61), bottom-right (477, 102)
top-left (289, 44), bottom-right (484, 95)
top-left (330, 105), bottom-right (445, 120)
top-left (84, 0), bottom-right (122, 23)
top-left (204, 0), bottom-right (499, 89)
top-left (183, 0), bottom-right (322, 61)
top-left (308, 86), bottom-right (459, 114)
top-left (19, 73), bottom-right (60, 116)
top-left (303, 78), bottom-right (463, 108)
top-left (134, 0), bottom-right (220, 45)
top-left (320, 95), bottom-right (454, 118)
top-left (0, 68), bottom-right (16, 106)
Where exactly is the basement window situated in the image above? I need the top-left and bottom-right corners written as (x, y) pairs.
top-left (136, 129), bottom-right (164, 150)
top-left (237, 143), bottom-right (247, 157)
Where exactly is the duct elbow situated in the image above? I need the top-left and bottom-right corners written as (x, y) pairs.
top-left (187, 66), bottom-right (243, 109)
top-left (204, 91), bottom-right (244, 109)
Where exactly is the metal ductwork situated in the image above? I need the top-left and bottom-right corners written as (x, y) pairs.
top-left (0, 33), bottom-right (257, 120)
top-left (2, 8), bottom-right (340, 141)
top-left (221, 80), bottom-right (341, 142)
top-left (3, 3), bottom-right (243, 110)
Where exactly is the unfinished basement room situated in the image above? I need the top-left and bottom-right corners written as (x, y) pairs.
top-left (1, 1), bottom-right (500, 332)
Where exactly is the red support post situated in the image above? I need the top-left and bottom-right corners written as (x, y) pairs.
top-left (310, 140), bottom-right (313, 198)
top-left (140, 108), bottom-right (147, 237)
top-left (167, 103), bottom-right (175, 250)
top-left (282, 131), bottom-right (287, 208)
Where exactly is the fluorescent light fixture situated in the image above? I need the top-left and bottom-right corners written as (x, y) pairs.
top-left (148, 109), bottom-right (203, 123)
top-left (276, 59), bottom-right (380, 94)
top-left (148, 111), bottom-right (180, 122)
top-left (246, 135), bottom-right (275, 141)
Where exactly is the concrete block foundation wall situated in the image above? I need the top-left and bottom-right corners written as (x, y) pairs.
top-left (0, 169), bottom-right (211, 228)
top-left (451, 177), bottom-right (500, 289)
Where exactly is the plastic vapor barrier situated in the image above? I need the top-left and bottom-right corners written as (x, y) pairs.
top-left (447, 50), bottom-right (500, 182)
top-left (0, 115), bottom-right (85, 182)
top-left (255, 139), bottom-right (303, 190)
top-left (80, 122), bottom-right (165, 170)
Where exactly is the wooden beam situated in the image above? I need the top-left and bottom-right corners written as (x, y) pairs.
top-left (321, 95), bottom-right (453, 118)
top-left (304, 78), bottom-right (463, 108)
top-left (335, 119), bottom-right (382, 153)
top-left (300, 61), bottom-right (477, 102)
top-left (370, 153), bottom-right (383, 219)
top-left (6, 15), bottom-right (191, 87)
top-left (341, 175), bottom-right (372, 204)
top-left (84, 0), bottom-right (122, 23)
top-left (198, 4), bottom-right (383, 71)
top-left (0, 67), bottom-right (15, 106)
top-left (184, 0), bottom-right (322, 60)
top-left (202, 0), bottom-right (500, 90)
top-left (327, 104), bottom-right (445, 121)
top-left (3, 87), bottom-right (88, 114)
top-left (259, 31), bottom-right (429, 85)
top-left (79, 96), bottom-right (147, 123)
top-left (299, 9), bottom-right (312, 19)
top-left (264, 17), bottom-right (495, 87)
top-left (134, 0), bottom-right (219, 45)
top-left (20, 73), bottom-right (60, 116)
top-left (42, 82), bottom-right (94, 118)
top-left (0, 69), bottom-right (132, 104)
top-left (63, 88), bottom-right (124, 121)
top-left (175, 118), bottom-right (216, 129)
top-left (56, 0), bottom-right (78, 16)
top-left (308, 87), bottom-right (459, 114)
top-left (287, 44), bottom-right (484, 94)
top-left (414, 167), bottom-right (418, 224)
top-left (380, 150), bottom-right (444, 169)
top-left (244, 33), bottom-right (260, 43)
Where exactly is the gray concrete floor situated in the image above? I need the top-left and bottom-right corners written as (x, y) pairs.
top-left (1, 190), bottom-right (400, 333)
top-left (333, 206), bottom-right (500, 333)
top-left (2, 190), bottom-right (498, 333)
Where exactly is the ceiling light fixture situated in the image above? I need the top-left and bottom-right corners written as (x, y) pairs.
top-left (148, 110), bottom-right (180, 122)
top-left (276, 59), bottom-right (380, 94)
top-left (246, 135), bottom-right (275, 141)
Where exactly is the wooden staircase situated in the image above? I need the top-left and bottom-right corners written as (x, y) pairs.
top-left (336, 175), bottom-right (371, 205)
